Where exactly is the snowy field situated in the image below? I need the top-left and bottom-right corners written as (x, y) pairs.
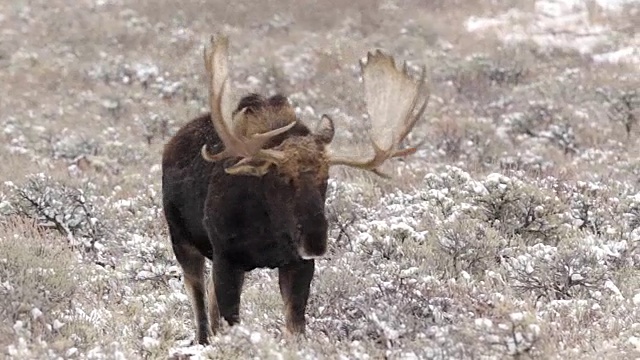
top-left (1, 0), bottom-right (639, 359)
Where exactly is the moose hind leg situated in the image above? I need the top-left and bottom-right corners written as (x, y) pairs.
top-left (210, 257), bottom-right (245, 333)
top-left (173, 242), bottom-right (209, 345)
top-left (278, 260), bottom-right (315, 336)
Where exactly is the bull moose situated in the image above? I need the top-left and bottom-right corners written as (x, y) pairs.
top-left (161, 33), bottom-right (429, 345)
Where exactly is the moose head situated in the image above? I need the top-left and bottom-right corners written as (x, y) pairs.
top-left (200, 34), bottom-right (429, 261)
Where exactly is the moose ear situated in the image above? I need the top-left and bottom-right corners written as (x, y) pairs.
top-left (315, 114), bottom-right (335, 144)
top-left (225, 161), bottom-right (272, 177)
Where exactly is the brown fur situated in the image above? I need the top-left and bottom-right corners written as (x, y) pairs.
top-left (234, 94), bottom-right (299, 137)
top-left (276, 136), bottom-right (330, 184)
top-left (163, 37), bottom-right (427, 345)
top-left (162, 93), bottom-right (333, 344)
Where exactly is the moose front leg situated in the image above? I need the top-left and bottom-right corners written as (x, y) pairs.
top-left (170, 238), bottom-right (209, 345)
top-left (278, 260), bottom-right (315, 336)
top-left (209, 257), bottom-right (245, 335)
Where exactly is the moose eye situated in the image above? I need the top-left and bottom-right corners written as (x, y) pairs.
top-left (276, 174), bottom-right (295, 187)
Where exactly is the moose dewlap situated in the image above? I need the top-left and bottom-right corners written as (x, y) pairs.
top-left (161, 33), bottom-right (430, 345)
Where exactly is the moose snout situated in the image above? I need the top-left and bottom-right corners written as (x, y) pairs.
top-left (296, 218), bottom-right (328, 260)
top-left (298, 236), bottom-right (327, 259)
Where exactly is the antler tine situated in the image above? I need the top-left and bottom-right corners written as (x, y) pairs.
top-left (200, 33), bottom-right (296, 165)
top-left (327, 50), bottom-right (429, 178)
top-left (200, 33), bottom-right (242, 161)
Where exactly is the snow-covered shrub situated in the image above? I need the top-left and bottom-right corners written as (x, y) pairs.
top-left (431, 215), bottom-right (504, 278)
top-left (135, 112), bottom-right (174, 145)
top-left (505, 102), bottom-right (579, 154)
top-left (431, 116), bottom-right (508, 167)
top-left (421, 167), bottom-right (568, 246)
top-left (597, 87), bottom-right (639, 137)
top-left (564, 181), bottom-right (621, 237)
top-left (45, 131), bottom-right (101, 161)
top-left (0, 217), bottom-right (77, 357)
top-left (501, 239), bottom-right (609, 301)
top-left (475, 312), bottom-right (542, 357)
top-left (98, 127), bottom-right (149, 167)
top-left (3, 174), bottom-right (105, 253)
top-left (619, 191), bottom-right (640, 234)
top-left (444, 55), bottom-right (527, 101)
top-left (474, 173), bottom-right (569, 246)
top-left (421, 165), bottom-right (478, 219)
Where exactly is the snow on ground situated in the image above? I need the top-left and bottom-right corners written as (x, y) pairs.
top-left (465, 0), bottom-right (640, 65)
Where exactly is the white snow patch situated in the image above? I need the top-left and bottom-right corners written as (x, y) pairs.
top-left (250, 331), bottom-right (262, 344)
top-left (570, 273), bottom-right (584, 282)
top-left (628, 336), bottom-right (640, 351)
top-left (464, 0), bottom-right (640, 65)
top-left (475, 318), bottom-right (494, 329)
top-left (460, 270), bottom-right (471, 281)
top-left (596, 0), bottom-right (638, 10)
top-left (604, 279), bottom-right (624, 299)
top-left (400, 267), bottom-right (420, 277)
top-left (30, 307), bottom-right (43, 320)
top-left (593, 46), bottom-right (640, 65)
top-left (65, 348), bottom-right (79, 357)
top-left (510, 312), bottom-right (525, 322)
top-left (113, 199), bottom-right (133, 208)
top-left (529, 323), bottom-right (542, 336)
top-left (13, 320), bottom-right (24, 332)
top-left (142, 336), bottom-right (160, 350)
top-left (53, 319), bottom-right (65, 330)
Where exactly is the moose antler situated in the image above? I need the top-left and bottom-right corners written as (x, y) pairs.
top-left (327, 50), bottom-right (429, 178)
top-left (200, 34), bottom-right (296, 165)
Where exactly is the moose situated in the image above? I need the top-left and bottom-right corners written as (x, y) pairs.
top-left (161, 33), bottom-right (429, 345)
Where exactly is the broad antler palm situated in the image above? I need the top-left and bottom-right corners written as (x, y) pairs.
top-left (327, 50), bottom-right (429, 178)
